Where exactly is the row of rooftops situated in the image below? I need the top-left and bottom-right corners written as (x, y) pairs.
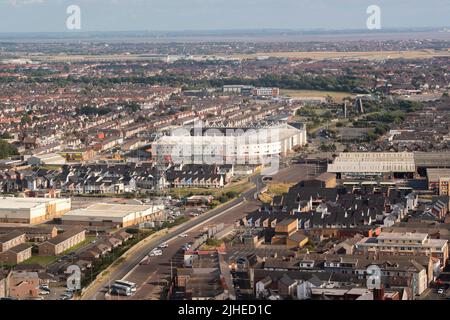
top-left (246, 185), bottom-right (415, 229)
top-left (258, 253), bottom-right (430, 274)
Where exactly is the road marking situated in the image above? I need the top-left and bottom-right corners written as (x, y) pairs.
top-left (130, 270), bottom-right (158, 300)
top-left (121, 199), bottom-right (247, 282)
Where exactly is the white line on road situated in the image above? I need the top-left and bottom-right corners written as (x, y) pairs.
top-left (122, 199), bottom-right (246, 281)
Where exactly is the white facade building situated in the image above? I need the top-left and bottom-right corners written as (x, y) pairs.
top-left (152, 124), bottom-right (307, 165)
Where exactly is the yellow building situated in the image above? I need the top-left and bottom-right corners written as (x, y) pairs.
top-left (439, 177), bottom-right (450, 196)
top-left (272, 218), bottom-right (309, 248)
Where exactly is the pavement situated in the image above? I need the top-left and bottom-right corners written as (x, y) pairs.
top-left (81, 175), bottom-right (261, 300)
top-left (120, 199), bottom-right (261, 300)
top-left (81, 163), bottom-right (315, 300)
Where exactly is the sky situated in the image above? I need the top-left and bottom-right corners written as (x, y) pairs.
top-left (0, 0), bottom-right (449, 33)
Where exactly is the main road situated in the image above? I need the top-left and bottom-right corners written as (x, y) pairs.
top-left (81, 174), bottom-right (262, 300)
top-left (81, 164), bottom-right (314, 300)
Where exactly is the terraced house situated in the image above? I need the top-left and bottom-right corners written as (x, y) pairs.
top-left (0, 231), bottom-right (32, 265)
top-left (166, 164), bottom-right (233, 189)
top-left (38, 228), bottom-right (86, 256)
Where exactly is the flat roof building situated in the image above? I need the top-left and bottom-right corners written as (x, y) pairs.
top-left (61, 203), bottom-right (165, 228)
top-left (0, 197), bottom-right (71, 224)
top-left (355, 232), bottom-right (448, 266)
top-left (414, 152), bottom-right (450, 168)
top-left (328, 152), bottom-right (415, 178)
top-left (27, 153), bottom-right (66, 166)
top-left (426, 168), bottom-right (450, 193)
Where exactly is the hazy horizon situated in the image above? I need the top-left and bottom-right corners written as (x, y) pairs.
top-left (0, 0), bottom-right (449, 33)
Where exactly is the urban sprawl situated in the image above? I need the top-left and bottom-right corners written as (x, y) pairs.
top-left (1, 34), bottom-right (450, 301)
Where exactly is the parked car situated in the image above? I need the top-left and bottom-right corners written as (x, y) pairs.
top-left (39, 284), bottom-right (50, 291)
top-left (63, 292), bottom-right (74, 300)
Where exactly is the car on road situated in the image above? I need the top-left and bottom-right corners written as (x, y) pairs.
top-left (438, 288), bottom-right (445, 295)
top-left (159, 243), bottom-right (169, 249)
top-left (149, 249), bottom-right (163, 256)
top-left (179, 233), bottom-right (188, 238)
top-left (182, 243), bottom-right (192, 251)
top-left (39, 290), bottom-right (50, 296)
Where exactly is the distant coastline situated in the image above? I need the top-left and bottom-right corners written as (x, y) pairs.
top-left (0, 27), bottom-right (450, 43)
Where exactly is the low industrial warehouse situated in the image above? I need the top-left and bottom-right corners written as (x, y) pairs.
top-left (61, 203), bottom-right (165, 228)
top-left (0, 197), bottom-right (72, 224)
top-left (327, 152), bottom-right (416, 179)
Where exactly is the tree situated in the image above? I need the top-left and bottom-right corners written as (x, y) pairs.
top-left (0, 132), bottom-right (12, 139)
top-left (20, 115), bottom-right (32, 125)
top-left (0, 139), bottom-right (18, 159)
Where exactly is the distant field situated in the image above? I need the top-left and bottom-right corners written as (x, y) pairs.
top-left (280, 89), bottom-right (355, 102)
top-left (21, 49), bottom-right (450, 64)
top-left (233, 49), bottom-right (450, 61)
